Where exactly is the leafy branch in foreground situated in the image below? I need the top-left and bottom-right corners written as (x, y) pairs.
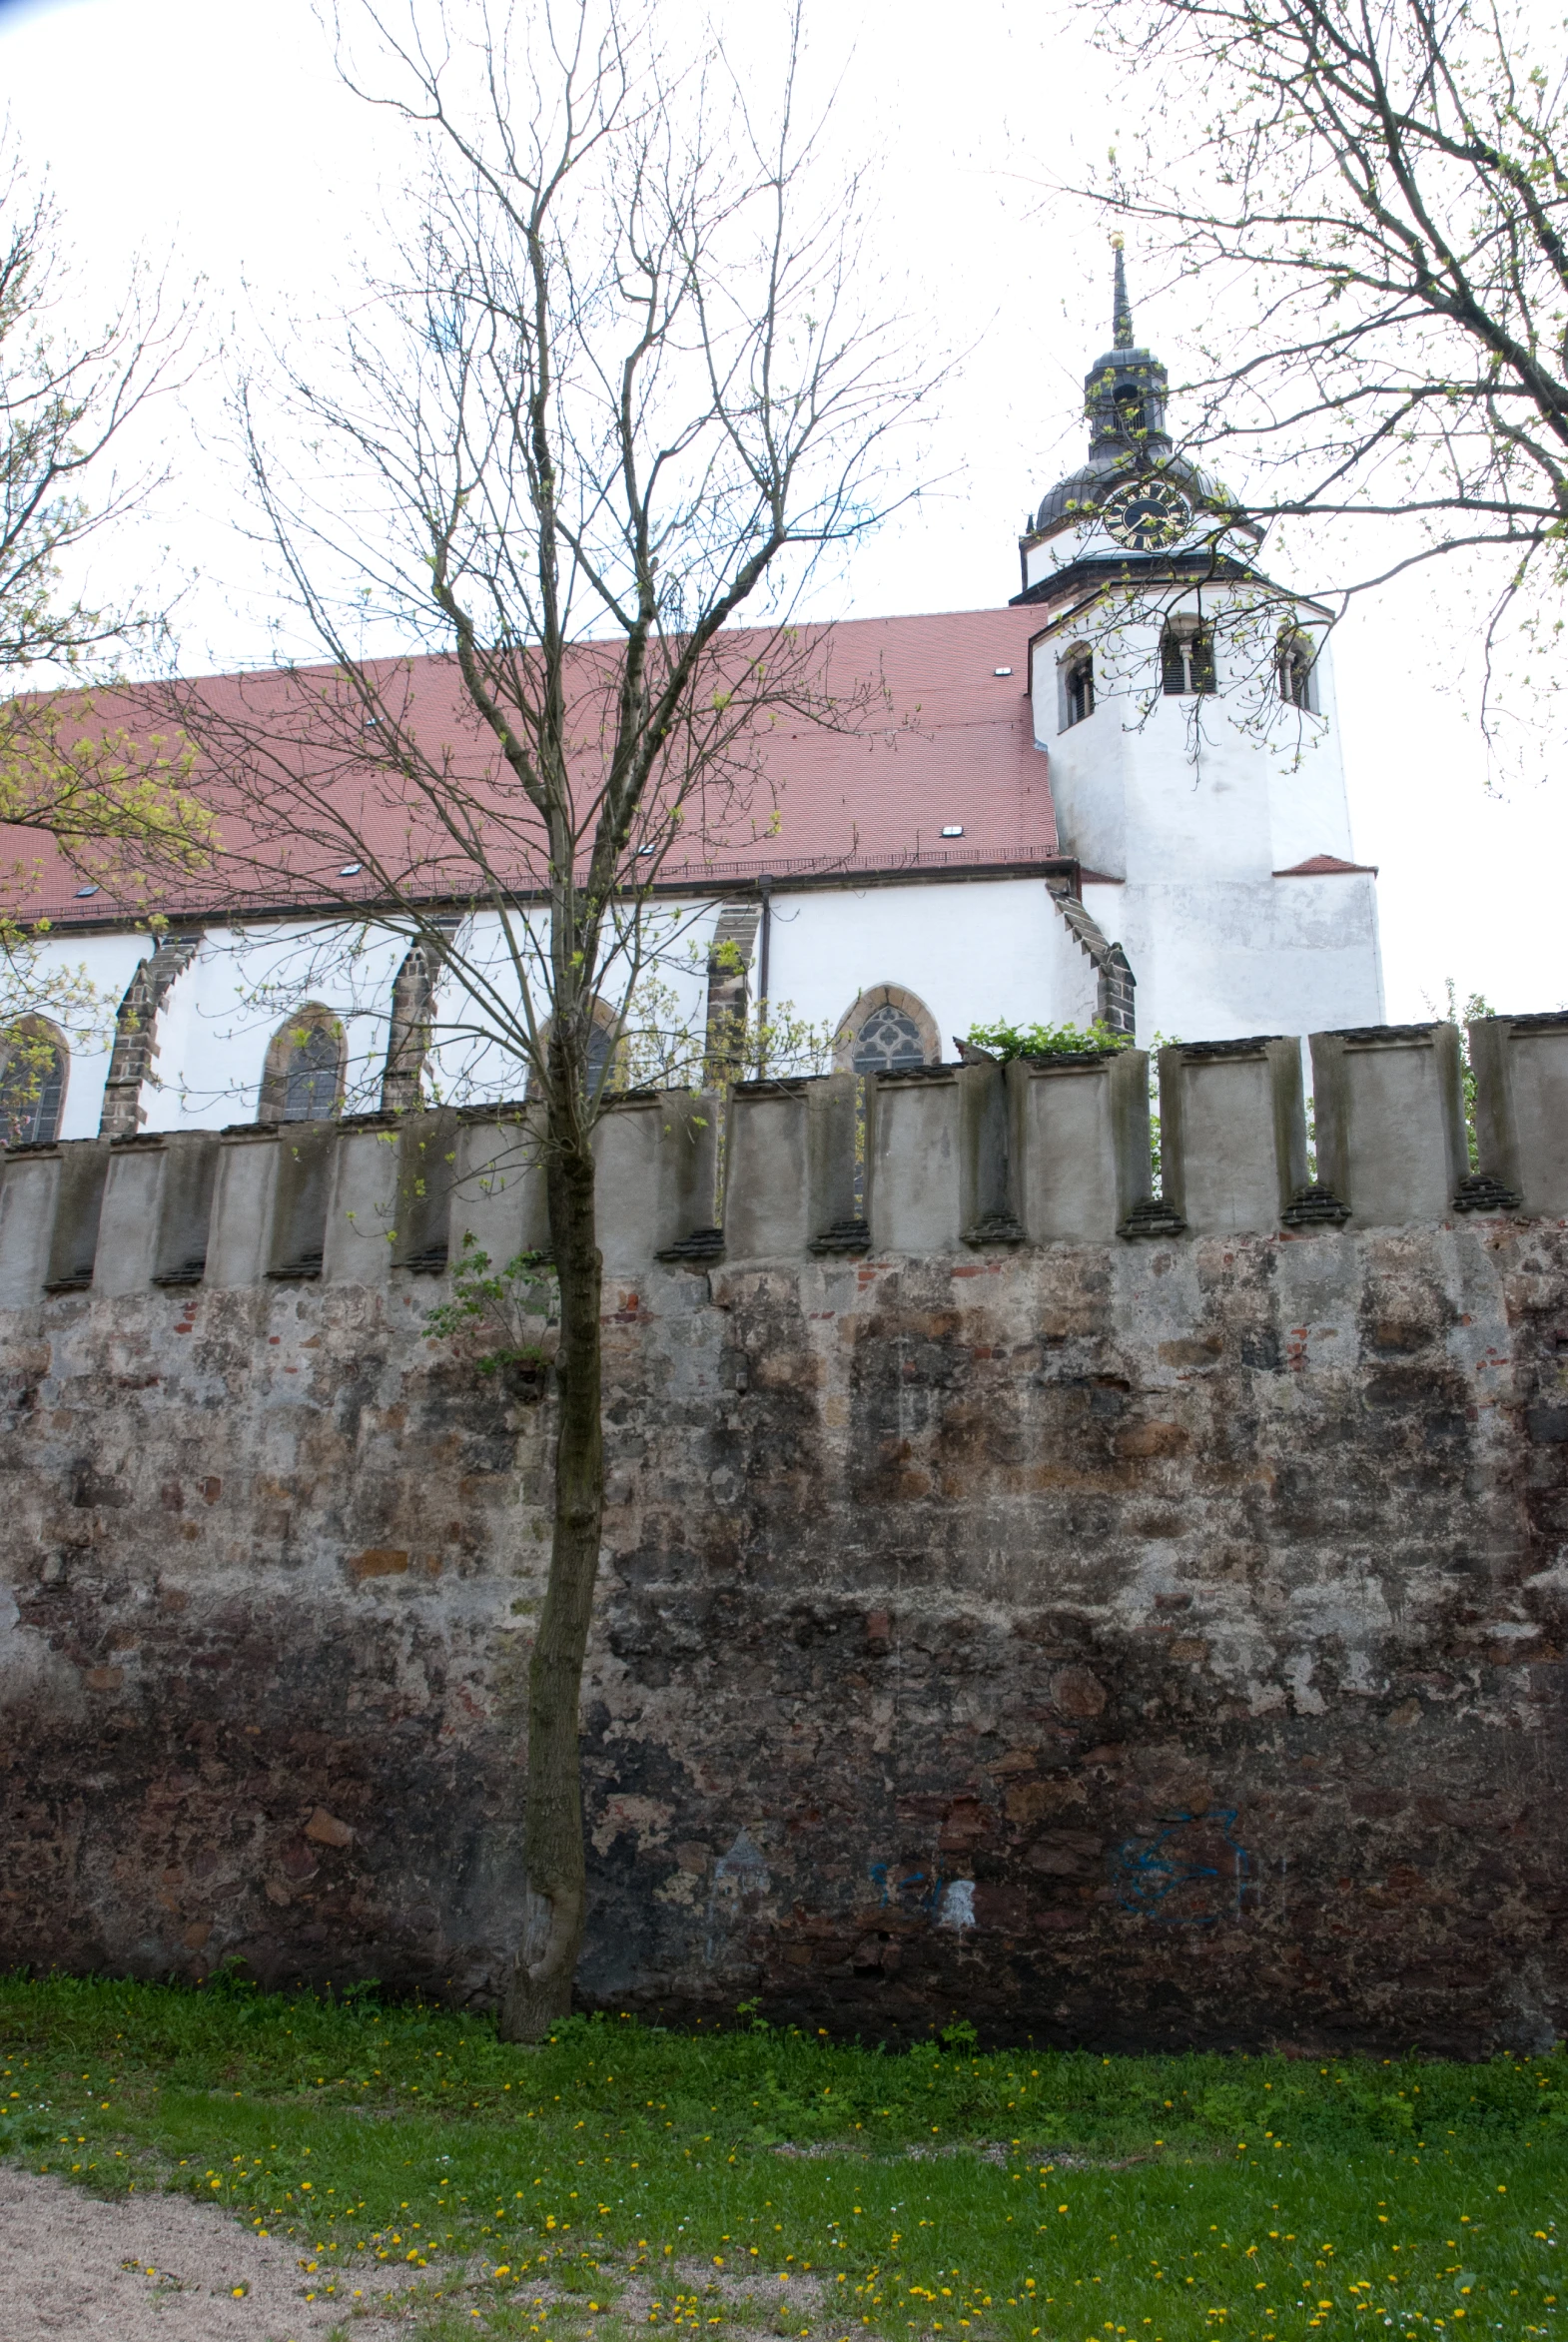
top-left (1071, 0), bottom-right (1568, 744)
top-left (422, 1234), bottom-right (559, 1383)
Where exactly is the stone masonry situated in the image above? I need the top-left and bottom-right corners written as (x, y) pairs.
top-left (1, 1017), bottom-right (1567, 2051)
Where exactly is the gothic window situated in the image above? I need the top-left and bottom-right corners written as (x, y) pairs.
top-left (0, 1021), bottom-right (67, 1146)
top-left (853, 1006), bottom-right (925, 1074)
top-left (1278, 633), bottom-right (1317, 712)
top-left (260, 1006), bottom-right (346, 1124)
top-left (284, 1027), bottom-right (342, 1120)
top-left (1161, 618), bottom-right (1215, 696)
top-left (834, 985), bottom-right (941, 1075)
top-left (585, 1018), bottom-right (615, 1090)
top-left (1062, 649), bottom-right (1095, 730)
top-left (528, 1001), bottom-right (623, 1100)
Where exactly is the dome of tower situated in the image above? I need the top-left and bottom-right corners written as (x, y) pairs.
top-left (1029, 251), bottom-right (1231, 538)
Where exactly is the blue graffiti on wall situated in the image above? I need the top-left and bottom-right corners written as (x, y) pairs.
top-left (1112, 1808), bottom-right (1253, 1926)
top-left (868, 1859), bottom-right (945, 1919)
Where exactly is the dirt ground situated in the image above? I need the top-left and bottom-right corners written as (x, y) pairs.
top-left (0, 2162), bottom-right (417, 2340)
top-left (0, 2163), bottom-right (828, 2342)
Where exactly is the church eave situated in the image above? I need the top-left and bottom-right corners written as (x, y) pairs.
top-left (1010, 550), bottom-right (1262, 612)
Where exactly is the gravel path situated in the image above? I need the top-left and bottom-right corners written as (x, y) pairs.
top-left (0, 2162), bottom-right (831, 2341)
top-left (0, 2163), bottom-right (413, 2339)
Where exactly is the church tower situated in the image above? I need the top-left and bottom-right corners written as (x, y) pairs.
top-left (1014, 250), bottom-right (1384, 1046)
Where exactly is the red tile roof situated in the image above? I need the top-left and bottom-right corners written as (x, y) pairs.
top-left (1272, 853), bottom-right (1377, 877)
top-left (2, 606), bottom-right (1057, 929)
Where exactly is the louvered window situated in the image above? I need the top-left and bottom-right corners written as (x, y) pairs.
top-left (1065, 654), bottom-right (1095, 728)
top-left (1279, 637), bottom-right (1315, 710)
top-left (1161, 622), bottom-right (1215, 696)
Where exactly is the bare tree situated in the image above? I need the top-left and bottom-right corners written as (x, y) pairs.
top-left (0, 137), bottom-right (204, 1110)
top-left (1071, 0), bottom-right (1568, 717)
top-left (169, 0), bottom-right (931, 2036)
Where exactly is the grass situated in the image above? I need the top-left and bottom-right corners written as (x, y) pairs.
top-left (0, 1974), bottom-right (1564, 2342)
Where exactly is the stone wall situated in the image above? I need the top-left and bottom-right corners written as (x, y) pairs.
top-left (3, 1213), bottom-right (1567, 2054)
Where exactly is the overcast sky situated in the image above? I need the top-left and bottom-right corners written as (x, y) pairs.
top-left (1, 0), bottom-right (1563, 1025)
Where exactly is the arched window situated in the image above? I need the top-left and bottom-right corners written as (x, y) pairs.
top-left (1061, 649), bottom-right (1095, 730)
top-left (1278, 632), bottom-right (1317, 712)
top-left (260, 1006), bottom-right (346, 1124)
top-left (1161, 617), bottom-right (1215, 697)
top-left (528, 999), bottom-right (624, 1100)
top-left (0, 1020), bottom-right (67, 1146)
top-left (1115, 383), bottom-right (1147, 441)
top-left (585, 1018), bottom-right (616, 1090)
top-left (834, 985), bottom-right (941, 1075)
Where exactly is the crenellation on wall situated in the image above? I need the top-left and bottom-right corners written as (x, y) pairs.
top-left (1311, 1021), bottom-right (1470, 1224)
top-left (207, 1126), bottom-right (283, 1290)
top-left (266, 1123), bottom-right (338, 1281)
top-left (1159, 1036), bottom-right (1308, 1234)
top-left (451, 1106), bottom-right (549, 1266)
top-left (45, 1140), bottom-right (110, 1294)
top-left (5, 1015), bottom-right (1565, 1300)
top-left (1469, 1012), bottom-right (1568, 1219)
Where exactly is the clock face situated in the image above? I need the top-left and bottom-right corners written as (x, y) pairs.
top-left (1102, 479), bottom-right (1191, 552)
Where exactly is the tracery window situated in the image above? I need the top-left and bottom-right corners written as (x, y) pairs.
top-left (284, 1027), bottom-right (342, 1121)
top-left (852, 1005), bottom-right (926, 1075)
top-left (528, 999), bottom-right (624, 1100)
top-left (1161, 618), bottom-right (1215, 696)
top-left (834, 985), bottom-right (941, 1076)
top-left (260, 1006), bottom-right (346, 1124)
top-left (0, 1022), bottom-right (67, 1146)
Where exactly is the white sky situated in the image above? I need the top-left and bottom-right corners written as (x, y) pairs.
top-left (1, 0), bottom-right (1563, 1026)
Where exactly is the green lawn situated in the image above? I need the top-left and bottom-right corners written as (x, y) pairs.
top-left (0, 1975), bottom-right (1563, 2342)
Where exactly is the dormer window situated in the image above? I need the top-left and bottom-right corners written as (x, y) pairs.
top-left (1062, 649), bottom-right (1095, 729)
top-left (1161, 618), bottom-right (1215, 696)
top-left (1278, 632), bottom-right (1317, 711)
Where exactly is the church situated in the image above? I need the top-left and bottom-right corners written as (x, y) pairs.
top-left (0, 261), bottom-right (1384, 1146)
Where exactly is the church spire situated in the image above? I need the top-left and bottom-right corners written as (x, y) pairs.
top-left (1080, 242), bottom-right (1171, 461)
top-left (1112, 238), bottom-right (1134, 350)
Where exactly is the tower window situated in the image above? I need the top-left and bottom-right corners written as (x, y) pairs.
top-left (1161, 619), bottom-right (1215, 696)
top-left (1062, 650), bottom-right (1095, 729)
top-left (1278, 633), bottom-right (1317, 711)
top-left (1115, 383), bottom-right (1146, 440)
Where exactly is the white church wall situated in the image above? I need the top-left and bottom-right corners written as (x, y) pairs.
top-left (764, 877), bottom-right (1100, 1057)
top-left (1108, 872), bottom-right (1383, 1046)
top-left (46, 932), bottom-right (163, 1141)
top-left (138, 924), bottom-right (412, 1129)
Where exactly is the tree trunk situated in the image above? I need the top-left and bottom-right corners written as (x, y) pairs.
top-left (499, 1126), bottom-right (604, 2041)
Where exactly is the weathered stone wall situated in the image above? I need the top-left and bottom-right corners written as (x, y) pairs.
top-left (3, 1219), bottom-right (1566, 2054)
